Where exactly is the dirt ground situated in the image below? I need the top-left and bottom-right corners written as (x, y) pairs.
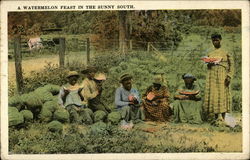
top-left (134, 121), bottom-right (242, 152)
top-left (8, 55), bottom-right (59, 82)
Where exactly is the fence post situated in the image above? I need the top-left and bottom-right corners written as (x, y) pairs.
top-left (14, 36), bottom-right (24, 94)
top-left (59, 37), bottom-right (65, 68)
top-left (147, 42), bottom-right (150, 52)
top-left (86, 38), bottom-right (90, 65)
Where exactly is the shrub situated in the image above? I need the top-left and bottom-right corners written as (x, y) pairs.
top-left (22, 63), bottom-right (68, 93)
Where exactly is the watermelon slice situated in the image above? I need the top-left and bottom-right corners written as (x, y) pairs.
top-left (146, 92), bottom-right (155, 101)
top-left (179, 90), bottom-right (199, 95)
top-left (201, 57), bottom-right (222, 63)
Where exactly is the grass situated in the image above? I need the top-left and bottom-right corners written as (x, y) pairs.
top-left (9, 116), bottom-right (242, 154)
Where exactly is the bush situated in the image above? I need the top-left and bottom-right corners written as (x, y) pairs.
top-left (22, 63), bottom-right (68, 93)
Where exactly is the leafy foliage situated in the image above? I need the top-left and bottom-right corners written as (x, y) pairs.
top-left (9, 123), bottom-right (216, 153)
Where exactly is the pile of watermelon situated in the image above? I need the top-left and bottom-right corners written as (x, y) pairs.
top-left (8, 84), bottom-right (70, 131)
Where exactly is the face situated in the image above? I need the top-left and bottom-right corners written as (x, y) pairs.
top-left (87, 72), bottom-right (95, 79)
top-left (212, 38), bottom-right (221, 48)
top-left (153, 83), bottom-right (161, 90)
top-left (68, 76), bottom-right (79, 85)
top-left (184, 78), bottom-right (194, 89)
top-left (94, 79), bottom-right (103, 86)
top-left (122, 79), bottom-right (132, 91)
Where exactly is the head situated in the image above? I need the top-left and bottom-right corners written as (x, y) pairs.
top-left (120, 74), bottom-right (133, 91)
top-left (66, 71), bottom-right (79, 85)
top-left (87, 71), bottom-right (95, 80)
top-left (81, 67), bottom-right (97, 80)
top-left (211, 33), bottom-right (222, 49)
top-left (182, 73), bottom-right (196, 89)
top-left (153, 74), bottom-right (164, 90)
top-left (94, 73), bottom-right (106, 84)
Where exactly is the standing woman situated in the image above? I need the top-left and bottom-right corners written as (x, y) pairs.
top-left (204, 33), bottom-right (234, 124)
top-left (141, 73), bottom-right (171, 122)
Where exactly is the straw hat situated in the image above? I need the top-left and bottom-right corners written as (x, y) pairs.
top-left (94, 73), bottom-right (106, 81)
top-left (66, 71), bottom-right (79, 78)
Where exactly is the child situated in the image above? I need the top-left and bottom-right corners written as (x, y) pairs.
top-left (58, 71), bottom-right (93, 124)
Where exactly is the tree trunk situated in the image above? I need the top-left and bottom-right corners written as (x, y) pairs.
top-left (14, 35), bottom-right (24, 94)
top-left (118, 11), bottom-right (128, 54)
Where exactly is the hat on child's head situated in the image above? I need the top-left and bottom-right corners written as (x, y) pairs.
top-left (182, 73), bottom-right (196, 81)
top-left (211, 33), bottom-right (222, 40)
top-left (94, 73), bottom-right (106, 81)
top-left (66, 71), bottom-right (79, 78)
top-left (153, 74), bottom-right (164, 85)
top-left (152, 69), bottom-right (165, 85)
top-left (119, 74), bottom-right (132, 83)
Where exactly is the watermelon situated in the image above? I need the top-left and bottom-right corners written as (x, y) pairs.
top-left (34, 87), bottom-right (54, 103)
top-left (9, 107), bottom-right (24, 126)
top-left (93, 110), bottom-right (107, 122)
top-left (39, 108), bottom-right (53, 122)
top-left (47, 120), bottom-right (63, 132)
top-left (53, 108), bottom-right (70, 123)
top-left (107, 112), bottom-right (121, 125)
top-left (20, 110), bottom-right (33, 122)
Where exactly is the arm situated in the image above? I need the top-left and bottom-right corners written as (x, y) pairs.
top-left (174, 85), bottom-right (188, 100)
top-left (225, 53), bottom-right (234, 86)
top-left (143, 86), bottom-right (152, 100)
top-left (153, 86), bottom-right (169, 100)
top-left (188, 83), bottom-right (201, 101)
top-left (81, 80), bottom-right (99, 101)
top-left (78, 88), bottom-right (84, 101)
top-left (58, 87), bottom-right (69, 108)
top-left (115, 88), bottom-right (130, 107)
top-left (131, 89), bottom-right (141, 104)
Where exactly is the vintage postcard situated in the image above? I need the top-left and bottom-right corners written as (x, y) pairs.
top-left (1, 0), bottom-right (249, 160)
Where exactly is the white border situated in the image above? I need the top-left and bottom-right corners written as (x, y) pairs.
top-left (1, 1), bottom-right (249, 160)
